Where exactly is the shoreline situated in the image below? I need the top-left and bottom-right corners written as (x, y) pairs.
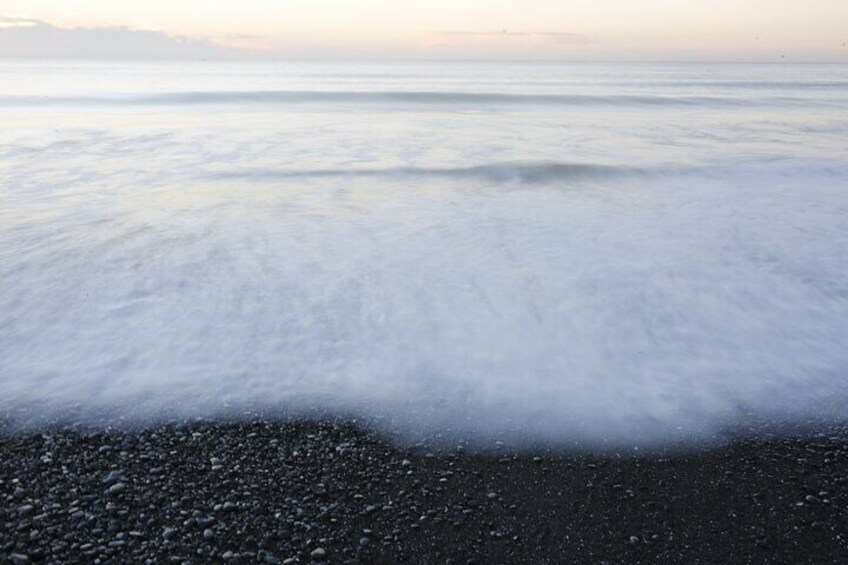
top-left (2, 419), bottom-right (847, 564)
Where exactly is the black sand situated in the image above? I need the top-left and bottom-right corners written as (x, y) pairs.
top-left (2, 419), bottom-right (847, 564)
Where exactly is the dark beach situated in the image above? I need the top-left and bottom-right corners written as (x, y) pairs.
top-left (2, 419), bottom-right (846, 564)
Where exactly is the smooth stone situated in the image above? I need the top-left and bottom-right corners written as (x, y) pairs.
top-left (106, 483), bottom-right (126, 495)
top-left (102, 470), bottom-right (123, 484)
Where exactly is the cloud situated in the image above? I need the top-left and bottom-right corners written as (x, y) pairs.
top-left (0, 16), bottom-right (252, 59)
top-left (0, 15), bottom-right (39, 29)
top-left (439, 30), bottom-right (596, 44)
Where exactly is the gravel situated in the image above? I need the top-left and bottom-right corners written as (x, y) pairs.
top-left (1, 419), bottom-right (847, 563)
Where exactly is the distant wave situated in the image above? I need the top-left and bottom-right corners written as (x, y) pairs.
top-left (654, 80), bottom-right (848, 90)
top-left (0, 90), bottom-right (837, 108)
top-left (203, 161), bottom-right (644, 184)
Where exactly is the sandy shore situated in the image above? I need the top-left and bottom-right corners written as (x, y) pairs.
top-left (2, 419), bottom-right (847, 564)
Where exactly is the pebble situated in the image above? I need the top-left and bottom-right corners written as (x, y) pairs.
top-left (17, 504), bottom-right (35, 516)
top-left (0, 419), bottom-right (845, 565)
top-left (106, 482), bottom-right (126, 495)
top-left (102, 470), bottom-right (123, 484)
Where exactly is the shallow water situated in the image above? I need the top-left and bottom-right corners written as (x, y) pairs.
top-left (1, 61), bottom-right (847, 446)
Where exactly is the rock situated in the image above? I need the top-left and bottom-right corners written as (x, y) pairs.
top-left (106, 483), bottom-right (126, 496)
top-left (102, 470), bottom-right (123, 484)
top-left (9, 554), bottom-right (30, 564)
top-left (162, 527), bottom-right (177, 540)
top-left (17, 504), bottom-right (35, 516)
top-left (203, 528), bottom-right (214, 540)
top-left (310, 547), bottom-right (327, 561)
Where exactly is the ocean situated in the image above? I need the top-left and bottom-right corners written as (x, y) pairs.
top-left (1, 60), bottom-right (847, 447)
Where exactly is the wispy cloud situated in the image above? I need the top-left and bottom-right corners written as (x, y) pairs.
top-left (439, 30), bottom-right (596, 44)
top-left (0, 16), bottom-right (39, 29)
top-left (0, 16), bottom-right (253, 59)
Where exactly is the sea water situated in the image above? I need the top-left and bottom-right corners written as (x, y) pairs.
top-left (1, 61), bottom-right (847, 446)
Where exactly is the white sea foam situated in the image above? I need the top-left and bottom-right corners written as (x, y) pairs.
top-left (1, 61), bottom-right (847, 447)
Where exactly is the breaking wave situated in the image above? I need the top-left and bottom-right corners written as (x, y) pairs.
top-left (203, 161), bottom-right (644, 184)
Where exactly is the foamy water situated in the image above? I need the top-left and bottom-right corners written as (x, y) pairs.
top-left (1, 61), bottom-right (847, 446)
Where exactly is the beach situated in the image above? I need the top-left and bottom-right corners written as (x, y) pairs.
top-left (2, 419), bottom-right (847, 564)
top-left (2, 60), bottom-right (848, 563)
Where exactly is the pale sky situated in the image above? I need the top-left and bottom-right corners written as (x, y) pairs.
top-left (1, 0), bottom-right (847, 60)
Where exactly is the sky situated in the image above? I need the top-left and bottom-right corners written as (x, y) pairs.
top-left (1, 0), bottom-right (847, 61)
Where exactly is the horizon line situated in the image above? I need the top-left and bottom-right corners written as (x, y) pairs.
top-left (1, 56), bottom-right (847, 65)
